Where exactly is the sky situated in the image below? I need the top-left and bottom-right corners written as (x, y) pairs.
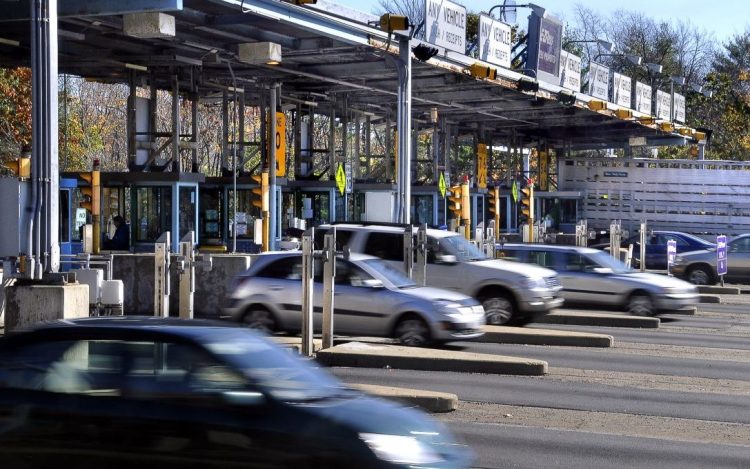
top-left (331, 0), bottom-right (750, 45)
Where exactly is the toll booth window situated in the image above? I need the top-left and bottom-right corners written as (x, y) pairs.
top-left (313, 229), bottom-right (354, 251)
top-left (135, 187), bottom-right (172, 242)
top-left (334, 192), bottom-right (347, 222)
top-left (199, 189), bottom-right (224, 241)
top-left (363, 232), bottom-right (403, 261)
top-left (59, 190), bottom-right (71, 243)
top-left (412, 196), bottom-right (433, 226)
top-left (300, 192), bottom-right (330, 227)
top-left (102, 187), bottom-right (128, 241)
top-left (228, 189), bottom-right (261, 239)
top-left (179, 187), bottom-right (196, 240)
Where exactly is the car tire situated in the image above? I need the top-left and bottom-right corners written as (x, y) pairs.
top-left (627, 292), bottom-right (655, 316)
top-left (687, 265), bottom-right (714, 285)
top-left (242, 307), bottom-right (277, 333)
top-left (481, 294), bottom-right (515, 325)
top-left (394, 315), bottom-right (431, 347)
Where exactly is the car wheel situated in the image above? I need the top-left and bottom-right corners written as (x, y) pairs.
top-left (481, 295), bottom-right (514, 325)
top-left (687, 266), bottom-right (713, 285)
top-left (627, 292), bottom-right (654, 316)
top-left (394, 316), bottom-right (431, 347)
top-left (242, 307), bottom-right (277, 333)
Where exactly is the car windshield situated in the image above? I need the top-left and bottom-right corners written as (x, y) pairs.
top-left (440, 234), bottom-right (488, 261)
top-left (587, 250), bottom-right (633, 274)
top-left (199, 328), bottom-right (352, 402)
top-left (362, 258), bottom-right (417, 289)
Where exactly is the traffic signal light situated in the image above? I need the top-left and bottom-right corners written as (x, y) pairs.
top-left (488, 186), bottom-right (500, 232)
top-left (251, 171), bottom-right (269, 212)
top-left (520, 184), bottom-right (534, 222)
top-left (4, 157), bottom-right (30, 178)
top-left (448, 185), bottom-right (462, 220)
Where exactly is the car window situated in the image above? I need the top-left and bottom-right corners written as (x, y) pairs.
top-left (497, 249), bottom-right (525, 262)
top-left (334, 259), bottom-right (375, 286)
top-left (560, 252), bottom-right (599, 272)
top-left (527, 251), bottom-right (556, 268)
top-left (363, 232), bottom-right (403, 261)
top-left (0, 339), bottom-right (248, 399)
top-left (730, 236), bottom-right (750, 252)
top-left (255, 256), bottom-right (303, 280)
top-left (313, 228), bottom-right (354, 251)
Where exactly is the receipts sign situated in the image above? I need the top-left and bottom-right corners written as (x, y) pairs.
top-left (478, 14), bottom-right (511, 68)
top-left (587, 62), bottom-right (610, 101)
top-left (425, 0), bottom-right (467, 54)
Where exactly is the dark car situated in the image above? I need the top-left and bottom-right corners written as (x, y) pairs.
top-left (0, 317), bottom-right (473, 469)
top-left (593, 230), bottom-right (715, 270)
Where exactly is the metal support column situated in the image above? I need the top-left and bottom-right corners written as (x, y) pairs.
top-left (388, 35), bottom-right (412, 224)
top-left (269, 84), bottom-right (278, 251)
top-left (238, 90), bottom-right (246, 171)
top-left (222, 89), bottom-right (229, 172)
top-left (328, 97), bottom-right (336, 178)
top-left (154, 231), bottom-right (171, 317)
top-left (178, 231), bottom-right (195, 319)
top-left (322, 228), bottom-right (336, 349)
top-left (172, 74), bottom-right (181, 172)
top-left (385, 112), bottom-right (392, 182)
top-left (127, 71), bottom-right (136, 168)
top-left (365, 115), bottom-right (372, 179)
top-left (301, 229), bottom-right (315, 356)
top-left (415, 224), bottom-right (427, 286)
top-left (403, 226), bottom-right (414, 279)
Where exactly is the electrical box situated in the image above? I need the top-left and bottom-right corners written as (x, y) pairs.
top-left (364, 192), bottom-right (395, 222)
top-left (0, 178), bottom-right (30, 257)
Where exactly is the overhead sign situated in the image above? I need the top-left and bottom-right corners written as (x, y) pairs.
top-left (527, 12), bottom-right (563, 85)
top-left (477, 144), bottom-right (488, 189)
top-left (612, 73), bottom-right (632, 108)
top-left (656, 90), bottom-right (671, 120)
top-left (673, 92), bottom-right (686, 123)
top-left (345, 163), bottom-right (353, 194)
top-left (275, 112), bottom-right (286, 177)
top-left (717, 235), bottom-right (727, 276)
top-left (438, 172), bottom-right (446, 197)
top-left (587, 62), bottom-right (610, 101)
top-left (667, 239), bottom-right (677, 271)
top-left (335, 163), bottom-right (346, 196)
top-left (635, 82), bottom-right (652, 115)
top-left (425, 0), bottom-right (467, 54)
top-left (559, 51), bottom-right (582, 92)
top-left (478, 14), bottom-right (512, 68)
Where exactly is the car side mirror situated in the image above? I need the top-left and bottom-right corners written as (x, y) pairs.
top-left (435, 254), bottom-right (457, 265)
top-left (222, 391), bottom-right (267, 406)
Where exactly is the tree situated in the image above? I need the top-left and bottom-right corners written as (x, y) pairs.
top-left (0, 68), bottom-right (32, 162)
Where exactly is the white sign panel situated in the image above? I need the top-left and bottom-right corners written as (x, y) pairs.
top-left (612, 73), bottom-right (632, 108)
top-left (559, 51), bottom-right (582, 91)
top-left (478, 14), bottom-right (511, 68)
top-left (587, 62), bottom-right (610, 101)
top-left (656, 90), bottom-right (671, 120)
top-left (425, 0), bottom-right (467, 54)
top-left (635, 82), bottom-right (652, 115)
top-left (673, 92), bottom-right (686, 123)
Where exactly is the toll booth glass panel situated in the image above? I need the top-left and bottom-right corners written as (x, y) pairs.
top-left (179, 186), bottom-right (197, 241)
top-left (135, 187), bottom-right (172, 242)
top-left (102, 187), bottom-right (128, 240)
top-left (334, 192), bottom-right (365, 223)
top-left (411, 195), bottom-right (434, 226)
top-left (199, 188), bottom-right (224, 242)
top-left (229, 189), bottom-right (261, 240)
top-left (59, 190), bottom-right (71, 243)
top-left (300, 191), bottom-right (330, 227)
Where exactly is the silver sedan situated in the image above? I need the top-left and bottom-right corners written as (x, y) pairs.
top-left (496, 244), bottom-right (698, 316)
top-left (224, 252), bottom-right (485, 346)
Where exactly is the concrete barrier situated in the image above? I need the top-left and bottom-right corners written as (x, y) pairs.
top-left (112, 253), bottom-right (252, 316)
top-left (698, 294), bottom-right (721, 304)
top-left (697, 286), bottom-right (740, 295)
top-left (350, 384), bottom-right (458, 413)
top-left (315, 342), bottom-right (548, 376)
top-left (535, 311), bottom-right (660, 328)
top-left (480, 326), bottom-right (614, 347)
top-left (4, 281), bottom-right (88, 332)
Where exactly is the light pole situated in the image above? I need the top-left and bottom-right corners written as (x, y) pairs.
top-left (488, 2), bottom-right (545, 22)
top-left (565, 39), bottom-right (613, 54)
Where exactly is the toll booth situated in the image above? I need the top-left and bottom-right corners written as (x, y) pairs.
top-left (290, 181), bottom-right (337, 228)
top-left (412, 189), bottom-right (441, 227)
top-left (534, 191), bottom-right (583, 234)
top-left (58, 177), bottom-right (84, 259)
top-left (99, 173), bottom-right (203, 252)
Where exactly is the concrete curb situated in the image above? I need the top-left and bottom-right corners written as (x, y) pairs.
top-left (315, 342), bottom-right (548, 376)
top-left (480, 325), bottom-right (613, 347)
top-left (698, 294), bottom-right (722, 304)
top-left (535, 311), bottom-right (660, 328)
top-left (697, 286), bottom-right (740, 295)
top-left (350, 383), bottom-right (458, 413)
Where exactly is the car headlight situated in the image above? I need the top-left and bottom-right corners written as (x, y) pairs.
top-left (523, 277), bottom-right (546, 289)
top-left (432, 299), bottom-right (463, 311)
top-left (359, 433), bottom-right (443, 465)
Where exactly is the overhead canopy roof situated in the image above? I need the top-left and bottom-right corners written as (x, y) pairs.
top-left (0, 0), bottom-right (696, 149)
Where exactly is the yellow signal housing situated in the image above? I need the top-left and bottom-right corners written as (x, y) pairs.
top-left (694, 131), bottom-right (707, 141)
top-left (460, 182), bottom-right (471, 240)
top-left (659, 122), bottom-right (674, 133)
top-left (251, 171), bottom-right (270, 251)
top-left (5, 157), bottom-right (31, 178)
top-left (639, 116), bottom-right (656, 125)
top-left (615, 109), bottom-right (632, 119)
top-left (588, 100), bottom-right (607, 111)
top-left (469, 63), bottom-right (497, 80)
top-left (678, 128), bottom-right (693, 136)
top-left (488, 186), bottom-right (500, 235)
top-left (448, 185), bottom-right (462, 222)
top-left (520, 184), bottom-right (534, 243)
top-left (379, 13), bottom-right (410, 32)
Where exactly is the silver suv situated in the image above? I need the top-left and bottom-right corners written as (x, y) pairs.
top-left (316, 224), bottom-right (564, 325)
top-left (225, 251), bottom-right (485, 346)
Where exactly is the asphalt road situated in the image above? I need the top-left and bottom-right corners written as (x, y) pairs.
top-left (329, 299), bottom-right (750, 468)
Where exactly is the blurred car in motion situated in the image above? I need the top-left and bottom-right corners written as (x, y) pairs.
top-left (592, 230), bottom-right (715, 270)
top-left (225, 252), bottom-right (485, 346)
top-left (496, 244), bottom-right (698, 316)
top-left (0, 317), bottom-right (474, 468)
top-left (672, 233), bottom-right (750, 285)
top-left (315, 224), bottom-right (563, 326)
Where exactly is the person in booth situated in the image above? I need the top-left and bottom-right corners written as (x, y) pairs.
top-left (105, 215), bottom-right (130, 250)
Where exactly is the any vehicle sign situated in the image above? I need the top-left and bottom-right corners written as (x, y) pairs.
top-left (667, 240), bottom-right (677, 271)
top-left (717, 235), bottom-right (728, 276)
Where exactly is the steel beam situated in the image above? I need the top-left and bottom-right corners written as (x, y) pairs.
top-left (0, 0), bottom-right (183, 21)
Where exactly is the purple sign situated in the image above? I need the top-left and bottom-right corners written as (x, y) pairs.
top-left (717, 235), bottom-right (727, 276)
top-left (536, 17), bottom-right (562, 76)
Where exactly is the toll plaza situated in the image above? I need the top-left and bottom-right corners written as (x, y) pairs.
top-left (0, 0), bottom-right (703, 324)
